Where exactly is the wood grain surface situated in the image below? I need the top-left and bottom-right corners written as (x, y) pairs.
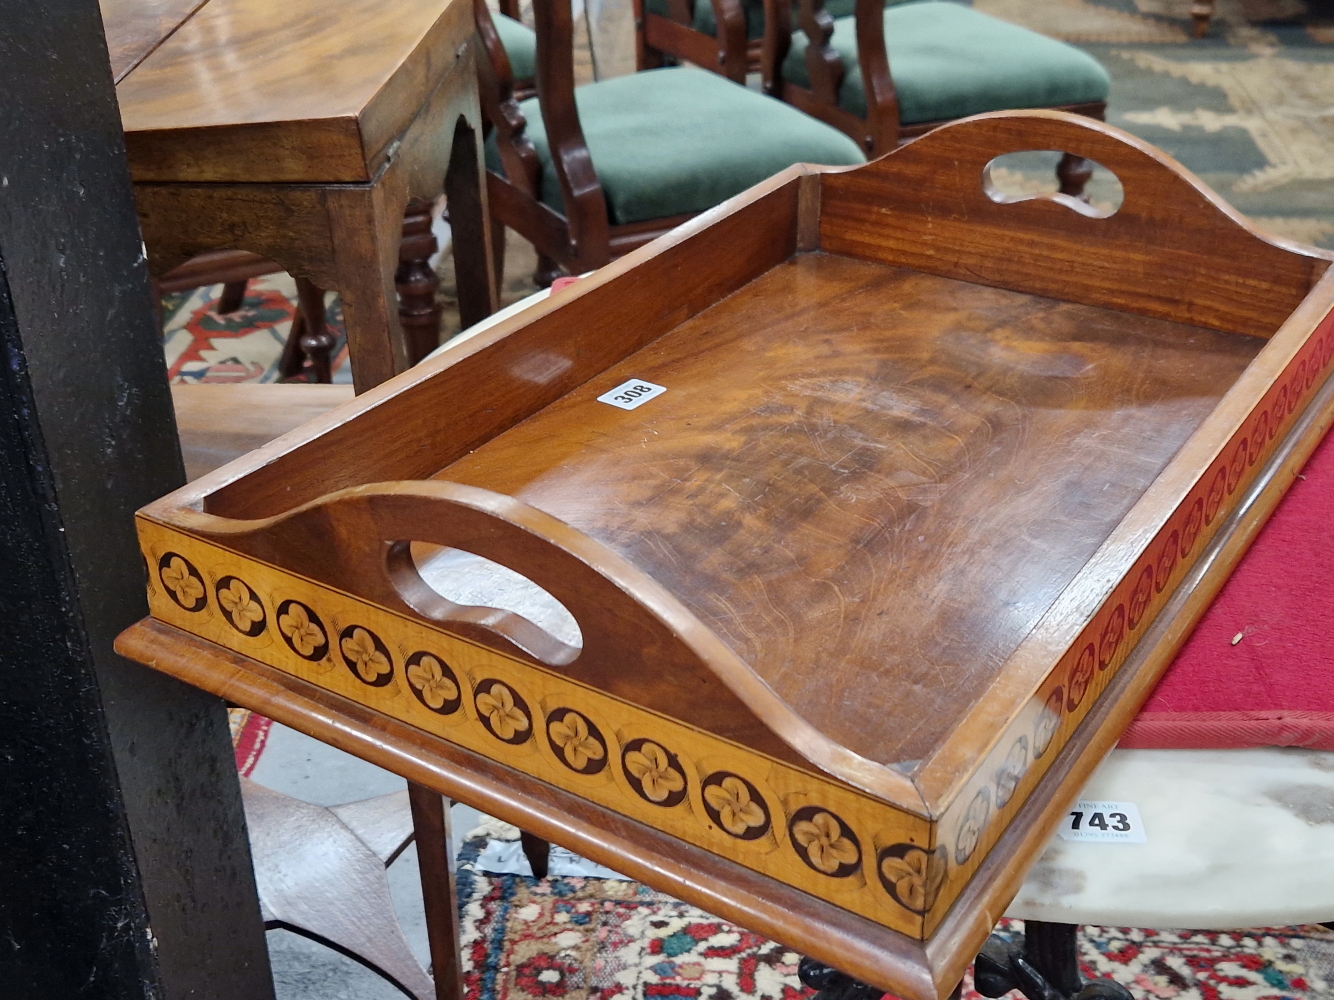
top-left (440, 254), bottom-right (1259, 767)
top-left (115, 0), bottom-right (471, 182)
top-left (171, 383), bottom-right (354, 482)
top-left (820, 111), bottom-right (1332, 338)
top-left (99, 0), bottom-right (209, 82)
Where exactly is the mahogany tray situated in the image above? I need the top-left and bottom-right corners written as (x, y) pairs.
top-left (117, 111), bottom-right (1334, 999)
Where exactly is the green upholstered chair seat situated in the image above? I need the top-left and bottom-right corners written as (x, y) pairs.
top-left (485, 67), bottom-right (864, 227)
top-left (494, 13), bottom-right (537, 81)
top-left (783, 0), bottom-right (1111, 123)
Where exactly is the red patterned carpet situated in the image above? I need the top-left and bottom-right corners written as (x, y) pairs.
top-left (454, 849), bottom-right (1334, 1000)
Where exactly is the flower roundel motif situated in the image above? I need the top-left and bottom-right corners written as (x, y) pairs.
top-left (1204, 467), bottom-right (1228, 526)
top-left (1227, 439), bottom-right (1249, 494)
top-left (405, 651), bottom-right (461, 714)
top-left (276, 600), bottom-right (328, 661)
top-left (994, 735), bottom-right (1029, 809)
top-left (1154, 531), bottom-right (1179, 594)
top-left (1180, 497), bottom-right (1204, 559)
top-left (789, 807), bottom-right (861, 877)
top-left (701, 772), bottom-right (770, 840)
top-left (216, 576), bottom-right (265, 636)
top-left (621, 739), bottom-right (687, 806)
top-left (953, 788), bottom-right (991, 866)
top-left (545, 709), bottom-right (607, 774)
top-left (1066, 644), bottom-right (1096, 713)
top-left (338, 625), bottom-right (394, 687)
top-left (1032, 687), bottom-right (1063, 760)
top-left (158, 553), bottom-right (207, 612)
top-left (1275, 386), bottom-right (1290, 426)
top-left (474, 680), bottom-right (532, 745)
top-left (1248, 412), bottom-right (1269, 466)
top-left (1097, 605), bottom-right (1126, 670)
top-left (1126, 565), bottom-right (1154, 633)
top-left (877, 843), bottom-right (947, 914)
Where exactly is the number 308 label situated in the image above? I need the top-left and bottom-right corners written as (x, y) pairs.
top-left (597, 378), bottom-right (667, 410)
top-left (1057, 800), bottom-right (1146, 843)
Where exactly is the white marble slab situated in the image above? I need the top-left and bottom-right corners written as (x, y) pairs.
top-left (1007, 747), bottom-right (1334, 929)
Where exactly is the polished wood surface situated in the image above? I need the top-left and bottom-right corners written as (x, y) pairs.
top-left (115, 0), bottom-right (472, 183)
top-left (171, 383), bottom-right (353, 481)
top-left (113, 349), bottom-right (1334, 997)
top-left (109, 0), bottom-right (498, 391)
top-left (439, 254), bottom-right (1259, 768)
top-left (100, 0), bottom-right (208, 82)
top-left (118, 112), bottom-right (1334, 997)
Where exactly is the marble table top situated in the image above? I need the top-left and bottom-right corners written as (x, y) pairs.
top-left (1008, 747), bottom-right (1334, 929)
top-left (429, 290), bottom-right (1334, 933)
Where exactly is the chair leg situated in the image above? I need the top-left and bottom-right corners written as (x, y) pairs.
top-left (217, 279), bottom-right (249, 315)
top-left (407, 784), bottom-right (465, 1000)
top-left (296, 278), bottom-right (334, 383)
top-left (519, 831), bottom-right (550, 879)
top-left (1056, 153), bottom-right (1094, 201)
top-left (396, 199), bottom-right (443, 366)
top-left (534, 254), bottom-right (563, 288)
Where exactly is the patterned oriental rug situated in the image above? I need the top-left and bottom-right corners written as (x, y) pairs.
top-left (452, 841), bottom-right (1334, 1000)
top-left (160, 0), bottom-right (1334, 384)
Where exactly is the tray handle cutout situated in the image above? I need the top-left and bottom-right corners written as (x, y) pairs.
top-left (388, 540), bottom-right (583, 667)
top-left (982, 150), bottom-right (1124, 221)
top-left (168, 480), bottom-right (826, 761)
top-left (818, 110), bottom-right (1332, 339)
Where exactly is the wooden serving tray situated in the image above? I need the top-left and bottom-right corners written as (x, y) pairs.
top-left (118, 111), bottom-right (1334, 999)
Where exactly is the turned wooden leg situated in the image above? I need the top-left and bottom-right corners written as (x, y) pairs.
top-left (443, 117), bottom-right (499, 331)
top-left (295, 278), bottom-right (334, 383)
top-left (407, 784), bottom-right (464, 1000)
top-left (1056, 153), bottom-right (1094, 201)
top-left (519, 830), bottom-right (550, 879)
top-left (217, 279), bottom-right (248, 314)
top-left (534, 254), bottom-right (563, 289)
top-left (1190, 0), bottom-right (1212, 37)
top-left (396, 200), bottom-right (443, 365)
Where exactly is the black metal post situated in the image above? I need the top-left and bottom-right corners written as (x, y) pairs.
top-left (0, 0), bottom-right (274, 996)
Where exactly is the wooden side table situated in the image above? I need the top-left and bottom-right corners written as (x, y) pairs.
top-left (105, 0), bottom-right (498, 391)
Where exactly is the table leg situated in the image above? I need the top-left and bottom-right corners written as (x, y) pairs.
top-left (327, 180), bottom-right (413, 393)
top-left (443, 117), bottom-right (499, 329)
top-left (407, 783), bottom-right (465, 1000)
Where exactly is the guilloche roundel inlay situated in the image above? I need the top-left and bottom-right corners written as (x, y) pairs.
top-left (621, 738), bottom-right (687, 806)
top-left (276, 600), bottom-right (329, 661)
top-left (474, 680), bottom-right (532, 745)
top-left (339, 625), bottom-right (394, 686)
top-left (877, 843), bottom-right (947, 914)
top-left (405, 651), bottom-right (461, 714)
top-left (545, 709), bottom-right (608, 774)
top-left (216, 576), bottom-right (266, 636)
top-left (158, 553), bottom-right (207, 612)
top-left (700, 772), bottom-right (770, 840)
top-left (788, 806), bottom-right (861, 878)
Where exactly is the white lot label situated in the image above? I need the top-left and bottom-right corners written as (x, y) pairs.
top-left (597, 378), bottom-right (667, 410)
top-left (1057, 800), bottom-right (1146, 843)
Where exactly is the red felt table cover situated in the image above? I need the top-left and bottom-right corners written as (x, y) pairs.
top-left (1120, 429), bottom-right (1334, 750)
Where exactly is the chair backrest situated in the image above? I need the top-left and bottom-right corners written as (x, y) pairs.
top-left (761, 0), bottom-right (899, 149)
top-left (476, 0), bottom-right (613, 269)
